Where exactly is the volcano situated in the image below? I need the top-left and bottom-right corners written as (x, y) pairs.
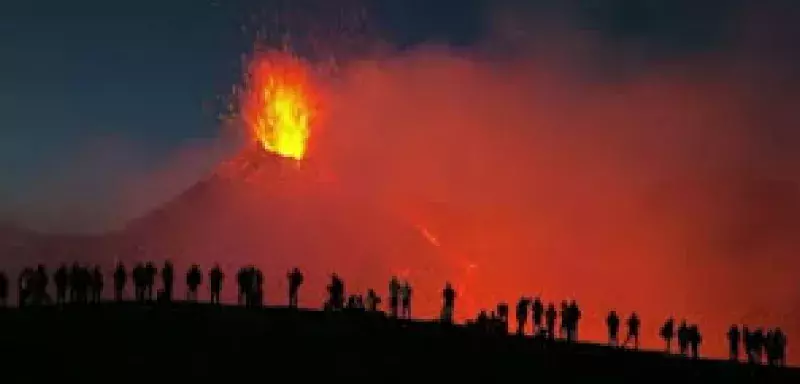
top-left (108, 49), bottom-right (454, 314)
top-left (119, 147), bottom-right (447, 312)
top-left (0, 49), bottom-right (460, 317)
top-left (2, 145), bottom-right (800, 362)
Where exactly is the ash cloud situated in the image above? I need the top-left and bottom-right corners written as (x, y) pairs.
top-left (309, 1), bottom-right (800, 359)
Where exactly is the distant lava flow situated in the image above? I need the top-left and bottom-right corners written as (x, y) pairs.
top-left (240, 51), bottom-right (318, 161)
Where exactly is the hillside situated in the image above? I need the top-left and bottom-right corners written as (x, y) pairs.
top-left (0, 302), bottom-right (796, 383)
top-left (1, 159), bottom-right (799, 364)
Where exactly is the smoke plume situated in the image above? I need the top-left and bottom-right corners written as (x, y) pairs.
top-left (305, 1), bottom-right (800, 360)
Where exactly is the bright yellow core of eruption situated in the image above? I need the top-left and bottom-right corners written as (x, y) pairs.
top-left (254, 76), bottom-right (311, 161)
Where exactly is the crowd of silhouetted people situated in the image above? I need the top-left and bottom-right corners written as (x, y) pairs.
top-left (728, 325), bottom-right (787, 366)
top-left (0, 262), bottom-right (788, 367)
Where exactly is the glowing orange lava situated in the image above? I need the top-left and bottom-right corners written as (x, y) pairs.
top-left (416, 224), bottom-right (441, 247)
top-left (240, 51), bottom-right (318, 161)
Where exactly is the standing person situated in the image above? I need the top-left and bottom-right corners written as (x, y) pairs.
top-left (623, 312), bottom-right (640, 349)
top-left (606, 311), bottom-right (620, 346)
top-left (400, 280), bottom-right (413, 319)
top-left (209, 264), bottom-right (224, 304)
top-left (389, 277), bottom-right (400, 318)
top-left (441, 282), bottom-right (456, 323)
top-left (287, 267), bottom-right (304, 308)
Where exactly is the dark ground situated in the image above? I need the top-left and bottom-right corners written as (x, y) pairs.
top-left (0, 302), bottom-right (796, 383)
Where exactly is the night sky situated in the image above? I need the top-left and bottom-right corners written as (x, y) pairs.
top-left (1, 0), bottom-right (799, 230)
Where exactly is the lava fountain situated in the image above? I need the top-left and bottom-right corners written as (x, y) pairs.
top-left (239, 50), bottom-right (319, 161)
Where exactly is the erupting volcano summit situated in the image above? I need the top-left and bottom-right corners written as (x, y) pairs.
top-left (239, 51), bottom-right (319, 162)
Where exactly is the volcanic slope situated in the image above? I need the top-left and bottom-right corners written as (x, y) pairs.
top-left (123, 150), bottom-right (448, 309)
top-left (0, 302), bottom-right (797, 383)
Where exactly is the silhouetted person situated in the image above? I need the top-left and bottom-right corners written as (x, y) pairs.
top-left (132, 263), bottom-right (146, 302)
top-left (623, 312), bottom-right (640, 349)
top-left (776, 328), bottom-right (787, 367)
top-left (753, 328), bottom-right (766, 363)
top-left (765, 329), bottom-right (778, 365)
top-left (559, 301), bottom-right (569, 339)
top-left (327, 273), bottom-right (344, 310)
top-left (475, 310), bottom-right (489, 331)
top-left (144, 262), bottom-right (157, 301)
top-left (236, 267), bottom-right (252, 306)
top-left (253, 268), bottom-right (264, 307)
top-left (531, 297), bottom-right (544, 335)
top-left (0, 271), bottom-right (7, 307)
top-left (606, 310), bottom-right (620, 346)
top-left (765, 329), bottom-right (776, 364)
top-left (515, 297), bottom-right (530, 335)
top-left (441, 282), bottom-right (456, 324)
top-left (678, 320), bottom-right (690, 356)
top-left (346, 294), bottom-right (359, 310)
top-left (497, 302), bottom-right (510, 334)
top-left (771, 328), bottom-right (787, 367)
top-left (689, 325), bottom-right (702, 359)
top-left (660, 317), bottom-right (675, 353)
top-left (77, 265), bottom-right (91, 303)
top-left (388, 276), bottom-right (400, 318)
top-left (545, 303), bottom-right (557, 340)
top-left (366, 289), bottom-right (381, 311)
top-left (488, 310), bottom-right (497, 331)
top-left (186, 264), bottom-right (202, 301)
top-left (113, 262), bottom-right (126, 301)
top-left (287, 267), bottom-right (303, 308)
top-left (69, 263), bottom-right (80, 302)
top-left (54, 264), bottom-right (68, 305)
top-left (161, 261), bottom-right (174, 301)
top-left (567, 300), bottom-right (581, 341)
top-left (91, 266), bottom-right (103, 303)
top-left (32, 264), bottom-right (50, 305)
top-left (209, 264), bottom-right (223, 304)
top-left (400, 280), bottom-right (412, 319)
top-left (727, 325), bottom-right (741, 361)
top-left (742, 326), bottom-right (754, 363)
top-left (18, 267), bottom-right (33, 307)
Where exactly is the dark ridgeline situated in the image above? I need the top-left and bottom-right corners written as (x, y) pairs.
top-left (0, 264), bottom-right (795, 383)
